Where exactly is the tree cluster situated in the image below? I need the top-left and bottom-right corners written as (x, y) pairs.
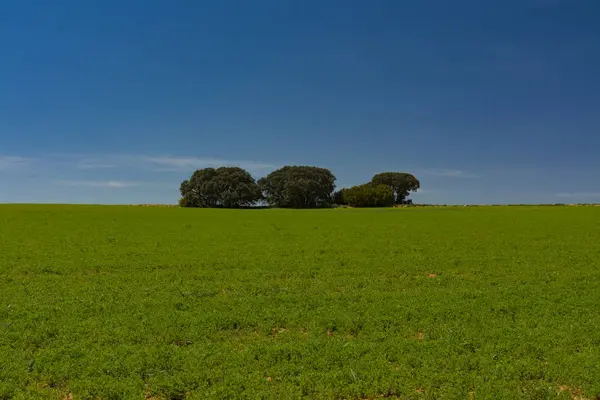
top-left (333, 172), bottom-right (420, 207)
top-left (179, 167), bottom-right (261, 208)
top-left (258, 166), bottom-right (336, 208)
top-left (179, 166), bottom-right (419, 209)
top-left (179, 165), bottom-right (336, 208)
top-left (341, 184), bottom-right (395, 207)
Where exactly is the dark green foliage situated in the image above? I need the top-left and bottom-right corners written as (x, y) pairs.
top-left (371, 172), bottom-right (420, 204)
top-left (343, 184), bottom-right (395, 207)
top-left (178, 190), bottom-right (196, 208)
top-left (257, 166), bottom-right (336, 208)
top-left (179, 167), bottom-right (262, 208)
top-left (332, 188), bottom-right (348, 206)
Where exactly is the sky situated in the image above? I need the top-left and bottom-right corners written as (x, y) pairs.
top-left (1, 0), bottom-right (599, 204)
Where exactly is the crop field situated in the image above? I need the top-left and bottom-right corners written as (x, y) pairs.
top-left (1, 205), bottom-right (600, 399)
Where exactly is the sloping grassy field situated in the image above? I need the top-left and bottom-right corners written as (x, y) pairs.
top-left (1, 205), bottom-right (600, 399)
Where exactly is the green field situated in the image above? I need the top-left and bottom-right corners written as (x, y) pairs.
top-left (1, 205), bottom-right (600, 399)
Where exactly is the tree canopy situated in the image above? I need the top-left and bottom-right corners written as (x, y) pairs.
top-left (371, 172), bottom-right (420, 204)
top-left (258, 166), bottom-right (336, 208)
top-left (179, 167), bottom-right (262, 208)
top-left (332, 188), bottom-right (349, 206)
top-left (340, 184), bottom-right (395, 208)
top-left (178, 165), bottom-right (419, 208)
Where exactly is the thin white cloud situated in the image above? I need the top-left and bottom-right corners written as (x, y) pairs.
top-left (138, 156), bottom-right (277, 172)
top-left (75, 160), bottom-right (118, 170)
top-left (418, 169), bottom-right (480, 178)
top-left (58, 180), bottom-right (141, 188)
top-left (556, 192), bottom-right (600, 198)
top-left (39, 154), bottom-right (277, 174)
top-left (0, 156), bottom-right (29, 170)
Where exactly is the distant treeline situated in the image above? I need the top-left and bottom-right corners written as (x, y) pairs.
top-left (179, 166), bottom-right (420, 209)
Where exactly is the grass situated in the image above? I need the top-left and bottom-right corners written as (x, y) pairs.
top-left (1, 205), bottom-right (600, 399)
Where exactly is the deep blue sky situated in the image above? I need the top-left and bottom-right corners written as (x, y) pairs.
top-left (1, 0), bottom-right (599, 204)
